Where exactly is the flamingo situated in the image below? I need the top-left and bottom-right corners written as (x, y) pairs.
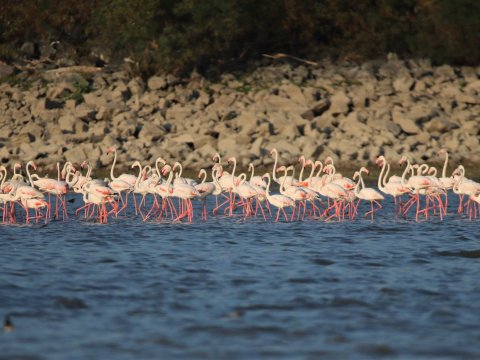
top-left (277, 166), bottom-right (308, 220)
top-left (195, 169), bottom-right (216, 221)
top-left (29, 163), bottom-right (69, 220)
top-left (262, 173), bottom-right (296, 222)
top-left (353, 167), bottom-right (384, 222)
top-left (248, 163), bottom-right (267, 188)
top-left (452, 165), bottom-right (480, 219)
top-left (270, 148), bottom-right (298, 186)
top-left (376, 156), bottom-right (411, 219)
top-left (399, 156), bottom-right (436, 221)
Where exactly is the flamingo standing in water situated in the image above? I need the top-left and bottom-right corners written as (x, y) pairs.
top-left (399, 156), bottom-right (436, 221)
top-left (270, 148), bottom-right (297, 186)
top-left (277, 166), bottom-right (307, 220)
top-left (30, 162), bottom-right (69, 220)
top-left (353, 167), bottom-right (384, 222)
top-left (376, 156), bottom-right (410, 219)
top-left (262, 173), bottom-right (295, 222)
top-left (452, 165), bottom-right (480, 219)
top-left (195, 169), bottom-right (216, 221)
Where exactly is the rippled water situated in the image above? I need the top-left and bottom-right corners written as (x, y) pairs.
top-left (1, 194), bottom-right (480, 359)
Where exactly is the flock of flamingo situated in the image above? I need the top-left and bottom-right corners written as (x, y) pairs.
top-left (0, 147), bottom-right (479, 225)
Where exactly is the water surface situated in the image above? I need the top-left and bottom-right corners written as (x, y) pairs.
top-left (1, 195), bottom-right (479, 359)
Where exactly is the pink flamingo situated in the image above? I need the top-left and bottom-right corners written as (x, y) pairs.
top-left (262, 173), bottom-right (296, 222)
top-left (353, 167), bottom-right (384, 222)
top-left (195, 169), bottom-right (216, 221)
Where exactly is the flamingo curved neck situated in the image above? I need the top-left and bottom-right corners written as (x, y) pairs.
top-left (231, 159), bottom-right (237, 188)
top-left (110, 149), bottom-right (120, 180)
top-left (383, 163), bottom-right (390, 187)
top-left (134, 164), bottom-right (143, 188)
top-left (271, 150), bottom-right (279, 181)
top-left (442, 152), bottom-right (449, 178)
top-left (401, 160), bottom-right (411, 187)
top-left (314, 162), bottom-right (323, 178)
top-left (26, 162), bottom-right (35, 188)
top-left (298, 158), bottom-right (305, 182)
top-left (378, 160), bottom-right (387, 193)
top-left (307, 163), bottom-right (316, 186)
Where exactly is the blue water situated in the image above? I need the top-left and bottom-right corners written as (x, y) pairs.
top-left (1, 195), bottom-right (479, 359)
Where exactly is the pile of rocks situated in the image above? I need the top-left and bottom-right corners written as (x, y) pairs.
top-left (0, 54), bottom-right (479, 171)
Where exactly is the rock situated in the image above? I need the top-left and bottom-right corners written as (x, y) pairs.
top-left (137, 123), bottom-right (166, 143)
top-left (19, 122), bottom-right (43, 142)
top-left (74, 104), bottom-right (96, 120)
top-left (147, 76), bottom-right (167, 91)
top-left (338, 112), bottom-right (371, 134)
top-left (392, 108), bottom-right (421, 135)
top-left (63, 147), bottom-right (87, 164)
top-left (424, 117), bottom-right (459, 134)
top-left (0, 63), bottom-right (15, 80)
top-left (311, 99), bottom-right (331, 117)
top-left (58, 115), bottom-right (76, 133)
top-left (171, 133), bottom-right (195, 144)
top-left (328, 91), bottom-right (351, 115)
top-left (47, 82), bottom-right (76, 100)
top-left (83, 93), bottom-right (107, 108)
top-left (434, 65), bottom-right (456, 80)
top-left (393, 76), bottom-right (415, 93)
top-left (20, 42), bottom-right (37, 58)
top-left (280, 83), bottom-right (307, 106)
top-left (19, 142), bottom-right (39, 159)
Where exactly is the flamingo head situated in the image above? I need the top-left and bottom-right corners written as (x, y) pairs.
top-left (80, 160), bottom-right (89, 168)
top-left (324, 156), bottom-right (333, 164)
top-left (304, 159), bottom-right (312, 167)
top-left (276, 166), bottom-right (286, 172)
top-left (106, 147), bottom-right (116, 154)
top-left (298, 155), bottom-right (305, 163)
top-left (353, 171), bottom-right (360, 180)
top-left (212, 153), bottom-right (221, 162)
top-left (14, 163), bottom-right (21, 170)
top-left (375, 156), bottom-right (386, 166)
top-left (360, 167), bottom-right (369, 175)
top-left (261, 173), bottom-right (269, 180)
top-left (156, 157), bottom-right (167, 166)
top-left (161, 165), bottom-right (171, 176)
top-left (399, 155), bottom-right (408, 165)
top-left (437, 148), bottom-right (447, 155)
top-left (269, 148), bottom-right (277, 156)
top-left (227, 157), bottom-right (235, 164)
top-left (131, 161), bottom-right (141, 169)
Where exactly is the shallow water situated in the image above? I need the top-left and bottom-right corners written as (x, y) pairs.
top-left (1, 194), bottom-right (480, 359)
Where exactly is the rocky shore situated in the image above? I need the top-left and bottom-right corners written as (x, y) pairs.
top-left (0, 55), bottom-right (479, 175)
